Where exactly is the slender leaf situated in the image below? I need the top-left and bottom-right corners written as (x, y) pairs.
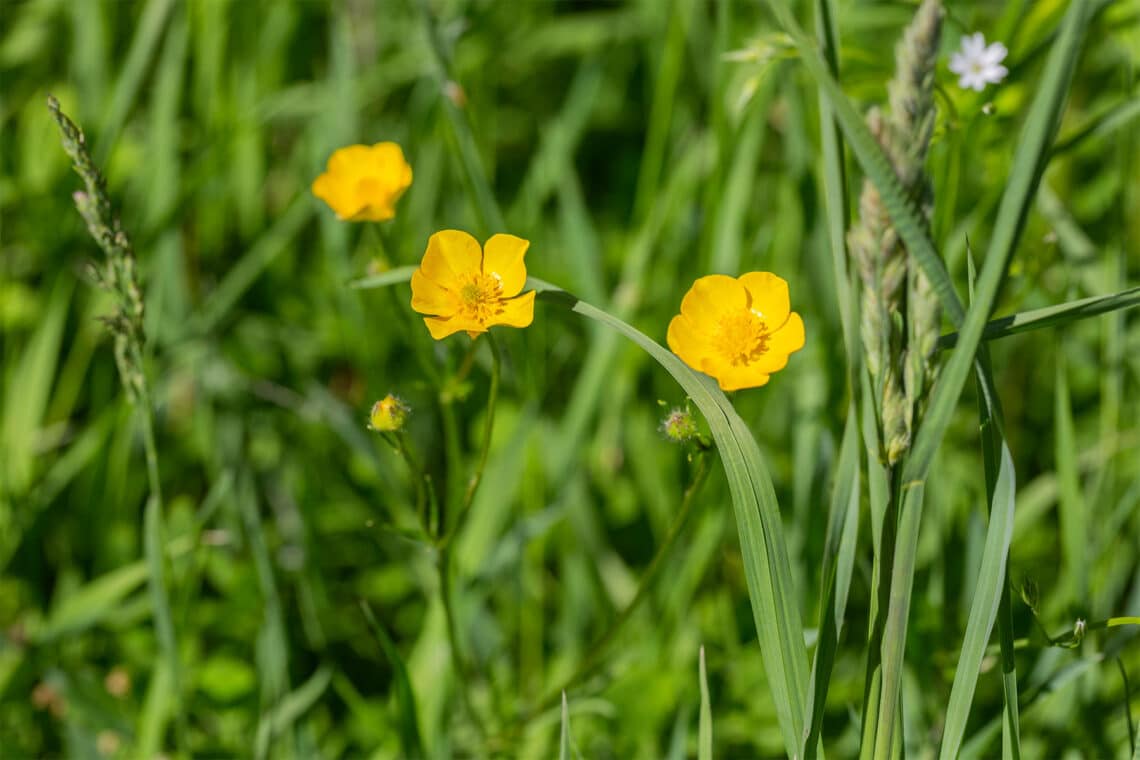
top-left (253, 667), bottom-right (334, 759)
top-left (803, 407), bottom-right (860, 759)
top-left (699, 646), bottom-right (713, 760)
top-left (361, 601), bottom-right (425, 760)
top-left (938, 285), bottom-right (1140, 348)
top-left (560, 691), bottom-right (572, 760)
top-left (938, 444), bottom-right (1016, 759)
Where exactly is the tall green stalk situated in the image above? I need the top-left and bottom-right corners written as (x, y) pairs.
top-left (47, 96), bottom-right (184, 751)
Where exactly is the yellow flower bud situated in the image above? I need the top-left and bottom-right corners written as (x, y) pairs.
top-left (368, 395), bottom-right (410, 433)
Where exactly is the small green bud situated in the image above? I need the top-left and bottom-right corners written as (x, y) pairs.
top-left (660, 407), bottom-right (699, 443)
top-left (368, 394), bottom-right (410, 433)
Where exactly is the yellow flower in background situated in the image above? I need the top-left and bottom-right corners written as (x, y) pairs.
top-left (667, 272), bottom-right (804, 391)
top-left (410, 230), bottom-right (536, 340)
top-left (311, 142), bottom-right (412, 221)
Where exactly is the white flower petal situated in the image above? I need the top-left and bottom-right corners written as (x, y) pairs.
top-left (985, 64), bottom-right (1009, 84)
top-left (949, 52), bottom-right (968, 75)
top-left (981, 42), bottom-right (1009, 66)
top-left (963, 32), bottom-right (986, 57)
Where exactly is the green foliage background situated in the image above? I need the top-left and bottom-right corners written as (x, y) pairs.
top-left (1, 0), bottom-right (1138, 757)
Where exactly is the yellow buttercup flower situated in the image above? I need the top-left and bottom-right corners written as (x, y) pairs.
top-left (667, 272), bottom-right (805, 391)
top-left (410, 230), bottom-right (536, 340)
top-left (311, 142), bottom-right (412, 221)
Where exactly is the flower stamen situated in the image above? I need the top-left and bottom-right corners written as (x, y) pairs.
top-left (458, 273), bottom-right (505, 322)
top-left (713, 310), bottom-right (770, 366)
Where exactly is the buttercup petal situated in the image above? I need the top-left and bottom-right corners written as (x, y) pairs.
top-left (768, 311), bottom-right (806, 355)
top-left (312, 173), bottom-right (365, 220)
top-left (667, 315), bottom-right (713, 368)
top-left (739, 272), bottom-right (790, 326)
top-left (680, 274), bottom-right (748, 330)
top-left (482, 234), bottom-right (530, 297)
top-left (424, 315), bottom-right (484, 340)
top-left (411, 269), bottom-right (458, 317)
top-left (492, 291), bottom-right (536, 329)
top-left (349, 203), bottom-right (395, 222)
top-left (713, 363), bottom-right (771, 392)
top-left (421, 230), bottom-right (482, 285)
top-left (327, 145), bottom-right (375, 177)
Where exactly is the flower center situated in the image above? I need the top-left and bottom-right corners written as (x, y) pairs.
top-left (712, 310), bottom-right (770, 366)
top-left (458, 272), bottom-right (504, 322)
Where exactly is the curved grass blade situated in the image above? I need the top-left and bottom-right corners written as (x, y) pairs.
top-left (352, 271), bottom-right (810, 757)
top-left (937, 285), bottom-right (1140, 349)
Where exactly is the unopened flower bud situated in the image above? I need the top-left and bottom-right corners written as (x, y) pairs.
top-left (660, 407), bottom-right (698, 443)
top-left (369, 394), bottom-right (410, 432)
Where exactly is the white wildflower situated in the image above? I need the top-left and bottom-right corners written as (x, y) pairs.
top-left (949, 32), bottom-right (1008, 92)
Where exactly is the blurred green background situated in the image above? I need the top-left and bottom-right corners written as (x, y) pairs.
top-left (1, 0), bottom-right (1138, 757)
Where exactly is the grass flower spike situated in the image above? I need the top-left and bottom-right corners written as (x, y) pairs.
top-left (312, 142), bottom-right (412, 221)
top-left (667, 273), bottom-right (804, 391)
top-left (410, 230), bottom-right (536, 340)
top-left (949, 32), bottom-right (1008, 91)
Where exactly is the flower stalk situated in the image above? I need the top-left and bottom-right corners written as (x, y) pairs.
top-left (47, 96), bottom-right (184, 750)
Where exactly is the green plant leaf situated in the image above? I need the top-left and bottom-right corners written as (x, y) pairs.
top-left (938, 443), bottom-right (1016, 759)
top-left (362, 601), bottom-right (425, 760)
top-left (699, 646), bottom-right (713, 760)
top-left (938, 285), bottom-right (1140, 348)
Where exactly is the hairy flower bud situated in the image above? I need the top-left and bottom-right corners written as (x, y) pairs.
top-left (368, 395), bottom-right (410, 433)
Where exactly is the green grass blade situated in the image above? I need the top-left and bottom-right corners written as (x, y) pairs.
top-left (415, 0), bottom-right (505, 234)
top-left (191, 197), bottom-right (312, 335)
top-left (803, 407), bottom-right (861, 760)
top-left (813, 0), bottom-right (857, 380)
top-left (632, 0), bottom-right (695, 222)
top-left (699, 646), bottom-right (713, 760)
top-left (254, 666), bottom-right (334, 760)
top-left (352, 271), bottom-right (810, 757)
top-left (361, 601), bottom-right (425, 760)
top-left (938, 443), bottom-right (1016, 759)
top-left (1051, 95), bottom-right (1140, 157)
top-left (98, 0), bottom-right (177, 159)
top-left (560, 691), bottom-right (572, 760)
top-left (938, 285), bottom-right (1140, 348)
top-left (350, 266), bottom-right (419, 291)
top-left (34, 561), bottom-right (148, 642)
top-left (1055, 350), bottom-right (1087, 604)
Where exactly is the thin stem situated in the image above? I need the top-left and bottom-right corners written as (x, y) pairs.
top-left (136, 379), bottom-right (185, 751)
top-left (1119, 657), bottom-right (1136, 757)
top-left (440, 332), bottom-right (501, 549)
top-left (438, 542), bottom-right (485, 739)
